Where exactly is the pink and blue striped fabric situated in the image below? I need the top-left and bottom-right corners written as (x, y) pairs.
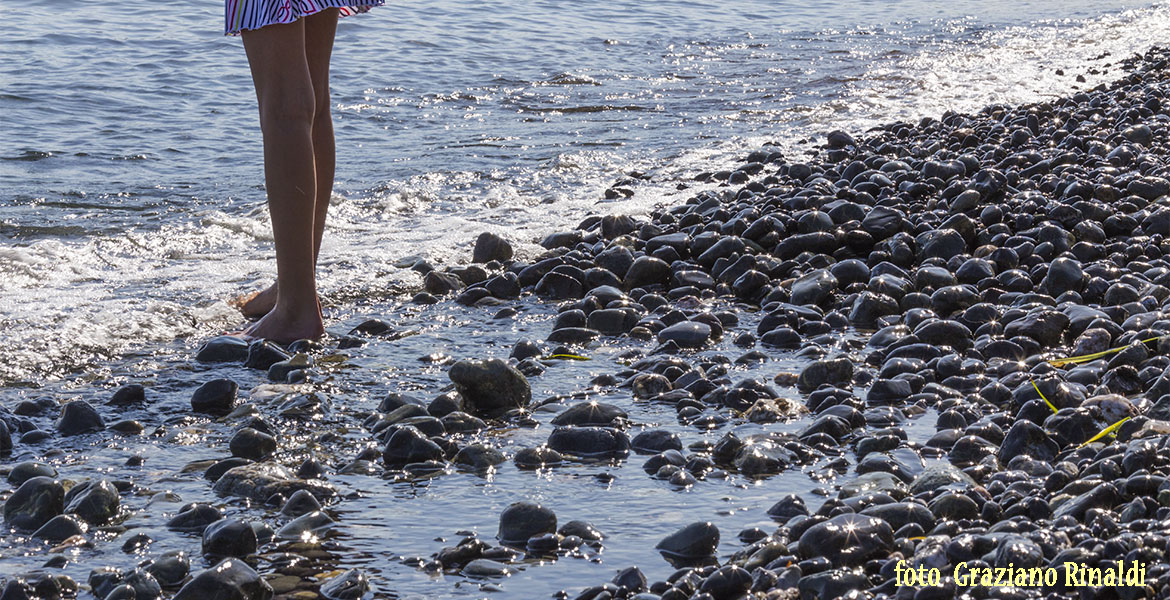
top-left (225, 0), bottom-right (383, 35)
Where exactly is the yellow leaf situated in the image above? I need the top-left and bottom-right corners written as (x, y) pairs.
top-left (1031, 379), bottom-right (1058, 415)
top-left (1078, 417), bottom-right (1131, 448)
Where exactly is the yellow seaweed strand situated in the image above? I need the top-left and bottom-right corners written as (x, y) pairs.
top-left (543, 354), bottom-right (592, 361)
top-left (1048, 335), bottom-right (1167, 367)
top-left (1030, 379), bottom-right (1059, 415)
top-left (1078, 417), bottom-right (1131, 448)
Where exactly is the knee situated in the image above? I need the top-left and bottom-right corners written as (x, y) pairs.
top-left (258, 91), bottom-right (316, 132)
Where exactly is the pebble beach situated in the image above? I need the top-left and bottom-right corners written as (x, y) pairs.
top-left (4, 3), bottom-right (1170, 600)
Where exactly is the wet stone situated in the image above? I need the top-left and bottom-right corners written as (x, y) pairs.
top-left (63, 479), bottom-right (120, 525)
top-left (201, 516), bottom-right (256, 559)
top-left (766, 494), bottom-right (808, 521)
top-left (998, 420), bottom-right (1059, 462)
top-left (3, 476), bottom-right (64, 532)
top-left (448, 358), bottom-right (531, 417)
top-left (229, 427), bottom-right (277, 461)
top-left (244, 340), bottom-right (290, 371)
top-left (277, 511), bottom-right (335, 540)
top-left (32, 514), bottom-right (85, 542)
top-left (320, 569), bottom-right (370, 600)
top-left (141, 553), bottom-right (190, 591)
top-left (656, 321), bottom-right (712, 349)
top-left (7, 462), bottom-right (56, 487)
top-left (211, 463), bottom-right (336, 503)
top-left (190, 379), bottom-right (239, 417)
top-left (56, 400), bottom-right (104, 436)
top-left (166, 503), bottom-right (223, 533)
top-left (547, 426), bottom-right (631, 459)
top-left (656, 521), bottom-right (719, 563)
top-left (797, 357), bottom-right (853, 392)
top-left (631, 429), bottom-right (682, 454)
top-left (173, 558), bottom-right (273, 600)
top-left (453, 444), bottom-right (506, 470)
top-left (513, 446), bottom-right (564, 469)
top-left (108, 384), bottom-right (146, 406)
top-left (382, 426), bottom-right (445, 467)
top-left (121, 532), bottom-right (152, 553)
top-left (117, 569), bottom-right (162, 600)
top-left (551, 401), bottom-right (628, 427)
top-left (280, 489), bottom-right (322, 517)
top-left (797, 513), bottom-right (894, 567)
top-left (195, 336), bottom-right (250, 363)
top-left (498, 501), bottom-right (557, 546)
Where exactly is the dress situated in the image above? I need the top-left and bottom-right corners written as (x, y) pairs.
top-left (225, 0), bottom-right (383, 36)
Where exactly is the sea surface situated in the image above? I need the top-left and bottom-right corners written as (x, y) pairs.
top-left (1, 1), bottom-right (1169, 598)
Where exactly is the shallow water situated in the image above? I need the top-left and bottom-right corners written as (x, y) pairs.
top-left (2, 0), bottom-right (1169, 385)
top-left (0, 1), bottom-right (1166, 597)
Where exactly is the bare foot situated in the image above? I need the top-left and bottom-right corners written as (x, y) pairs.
top-left (235, 305), bottom-right (325, 345)
top-left (230, 283), bottom-right (279, 319)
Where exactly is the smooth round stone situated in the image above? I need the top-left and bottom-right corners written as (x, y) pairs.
top-left (796, 357), bottom-right (853, 393)
top-left (546, 426), bottom-right (630, 459)
top-left (244, 340), bottom-right (290, 370)
top-left (32, 514), bottom-right (86, 542)
top-left (229, 427), bottom-right (277, 461)
top-left (382, 426), bottom-right (445, 467)
top-left (280, 489), bottom-right (322, 517)
top-left (698, 565), bottom-right (752, 600)
top-left (7, 462), bottom-right (57, 486)
top-left (195, 336), bottom-right (250, 363)
top-left (790, 269), bottom-right (837, 306)
top-left (448, 358), bottom-right (531, 417)
top-left (655, 521), bottom-right (720, 561)
top-left (190, 379), bottom-right (239, 417)
top-left (143, 551), bottom-right (190, 590)
top-left (119, 569), bottom-right (162, 600)
top-left (497, 501), bottom-right (557, 546)
top-left (3, 476), bottom-right (64, 531)
top-left (462, 559), bottom-right (513, 578)
top-left (513, 446), bottom-right (564, 470)
top-left (277, 511), bottom-right (335, 540)
top-left (439, 411), bottom-right (486, 434)
top-left (453, 444), bottom-right (506, 470)
top-left (320, 569), bottom-right (370, 600)
top-left (559, 520), bottom-right (604, 542)
top-left (121, 532), bottom-right (153, 553)
top-left (63, 479), bottom-right (120, 525)
top-left (172, 558), bottom-right (272, 600)
top-left (550, 401), bottom-right (628, 427)
top-left (201, 518), bottom-right (258, 558)
top-left (796, 513), bottom-right (894, 567)
top-left (631, 429), bottom-right (683, 454)
top-left (929, 492), bottom-right (979, 520)
top-left (108, 384), bottom-right (146, 406)
top-left (766, 494), bottom-right (808, 521)
top-left (657, 321), bottom-right (712, 349)
top-left (166, 503), bottom-right (224, 533)
top-left (56, 400), bottom-right (104, 436)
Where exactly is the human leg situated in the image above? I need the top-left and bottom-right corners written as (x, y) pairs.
top-left (237, 18), bottom-right (325, 343)
top-left (233, 9), bottom-right (339, 320)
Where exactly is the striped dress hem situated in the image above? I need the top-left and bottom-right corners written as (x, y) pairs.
top-left (225, 0), bottom-right (384, 36)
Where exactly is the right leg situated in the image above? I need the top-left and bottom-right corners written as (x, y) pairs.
top-left (237, 19), bottom-right (325, 343)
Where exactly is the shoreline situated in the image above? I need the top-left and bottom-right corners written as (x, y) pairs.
top-left (2, 45), bottom-right (1170, 600)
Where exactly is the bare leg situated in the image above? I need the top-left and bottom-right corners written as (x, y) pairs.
top-left (233, 10), bottom-right (338, 320)
top-left (236, 16), bottom-right (332, 343)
